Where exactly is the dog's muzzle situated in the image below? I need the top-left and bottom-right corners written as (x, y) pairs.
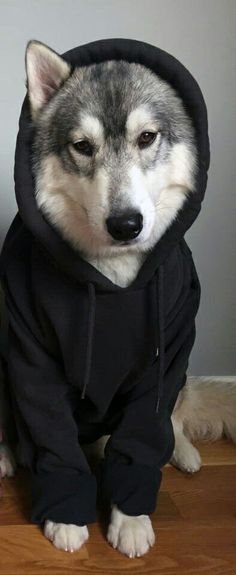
top-left (106, 212), bottom-right (143, 241)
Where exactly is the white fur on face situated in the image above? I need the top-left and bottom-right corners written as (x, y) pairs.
top-left (36, 141), bottom-right (195, 249)
top-left (126, 106), bottom-right (160, 140)
top-left (35, 95), bottom-right (196, 286)
top-left (102, 140), bottom-right (196, 253)
top-left (142, 141), bottom-right (196, 249)
top-left (70, 114), bottom-right (104, 147)
top-left (35, 138), bottom-right (196, 286)
top-left (36, 154), bottom-right (112, 255)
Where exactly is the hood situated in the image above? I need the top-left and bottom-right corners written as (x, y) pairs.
top-left (13, 38), bottom-right (210, 292)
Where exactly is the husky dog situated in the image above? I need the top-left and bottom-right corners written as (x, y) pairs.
top-left (1, 40), bottom-right (235, 558)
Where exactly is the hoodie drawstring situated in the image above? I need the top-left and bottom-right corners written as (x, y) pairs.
top-left (156, 264), bottom-right (165, 413)
top-left (81, 282), bottom-right (96, 399)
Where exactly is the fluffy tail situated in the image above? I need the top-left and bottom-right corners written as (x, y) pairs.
top-left (175, 376), bottom-right (236, 443)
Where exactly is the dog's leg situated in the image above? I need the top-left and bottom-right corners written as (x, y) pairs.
top-left (107, 504), bottom-right (155, 558)
top-left (0, 443), bottom-right (16, 478)
top-left (170, 385), bottom-right (202, 473)
top-left (170, 417), bottom-right (202, 473)
top-left (44, 520), bottom-right (89, 552)
top-left (86, 435), bottom-right (155, 557)
top-left (171, 377), bottom-right (236, 473)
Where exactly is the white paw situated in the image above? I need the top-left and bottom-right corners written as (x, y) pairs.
top-left (44, 520), bottom-right (89, 552)
top-left (171, 441), bottom-right (202, 473)
top-left (107, 505), bottom-right (155, 558)
top-left (0, 443), bottom-right (16, 478)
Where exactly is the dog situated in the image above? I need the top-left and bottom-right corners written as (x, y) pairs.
top-left (0, 39), bottom-right (235, 558)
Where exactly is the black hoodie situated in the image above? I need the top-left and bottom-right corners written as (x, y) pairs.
top-left (0, 39), bottom-right (210, 526)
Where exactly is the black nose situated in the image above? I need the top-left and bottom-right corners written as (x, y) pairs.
top-left (106, 212), bottom-right (143, 241)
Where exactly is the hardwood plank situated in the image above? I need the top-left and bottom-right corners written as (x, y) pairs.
top-left (0, 443), bottom-right (235, 574)
top-left (160, 467), bottom-right (236, 523)
top-left (2, 470), bottom-right (30, 498)
top-left (0, 495), bottom-right (30, 525)
top-left (196, 439), bottom-right (236, 466)
top-left (0, 520), bottom-right (235, 575)
top-left (165, 439), bottom-right (236, 468)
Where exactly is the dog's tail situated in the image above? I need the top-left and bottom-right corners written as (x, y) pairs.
top-left (176, 376), bottom-right (236, 443)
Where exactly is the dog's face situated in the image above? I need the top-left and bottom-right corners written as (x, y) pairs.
top-left (26, 41), bottom-right (196, 258)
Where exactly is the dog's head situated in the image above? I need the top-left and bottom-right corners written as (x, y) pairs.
top-left (26, 41), bottom-right (197, 258)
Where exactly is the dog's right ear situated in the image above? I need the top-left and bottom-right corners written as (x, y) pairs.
top-left (25, 40), bottom-right (71, 119)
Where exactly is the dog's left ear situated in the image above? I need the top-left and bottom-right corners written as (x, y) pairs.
top-left (25, 40), bottom-right (71, 119)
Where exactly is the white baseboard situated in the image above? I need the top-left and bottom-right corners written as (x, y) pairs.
top-left (188, 375), bottom-right (236, 383)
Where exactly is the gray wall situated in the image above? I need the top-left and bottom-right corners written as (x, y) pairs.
top-left (0, 0), bottom-right (235, 374)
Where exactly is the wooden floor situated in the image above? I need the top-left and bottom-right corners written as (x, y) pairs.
top-left (0, 440), bottom-right (236, 574)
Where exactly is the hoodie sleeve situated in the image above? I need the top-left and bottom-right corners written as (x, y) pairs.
top-left (101, 330), bottom-right (195, 517)
top-left (100, 369), bottom-right (173, 516)
top-left (4, 283), bottom-right (97, 526)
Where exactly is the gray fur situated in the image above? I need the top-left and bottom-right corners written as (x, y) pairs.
top-left (27, 51), bottom-right (197, 283)
top-left (32, 60), bottom-right (196, 182)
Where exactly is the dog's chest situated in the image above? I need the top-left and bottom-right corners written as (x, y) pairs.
top-left (86, 252), bottom-right (146, 288)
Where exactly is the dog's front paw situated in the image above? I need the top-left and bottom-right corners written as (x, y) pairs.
top-left (0, 444), bottom-right (16, 478)
top-left (44, 520), bottom-right (89, 552)
top-left (107, 505), bottom-right (155, 558)
top-left (171, 440), bottom-right (202, 473)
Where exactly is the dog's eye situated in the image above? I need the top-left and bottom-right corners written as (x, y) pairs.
top-left (138, 131), bottom-right (157, 149)
top-left (72, 139), bottom-right (94, 157)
